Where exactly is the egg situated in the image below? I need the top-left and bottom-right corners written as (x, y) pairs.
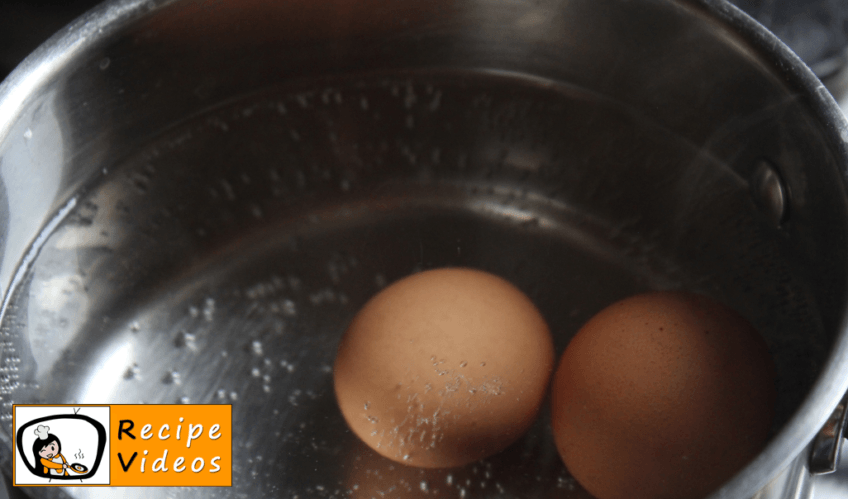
top-left (550, 291), bottom-right (775, 499)
top-left (334, 267), bottom-right (554, 468)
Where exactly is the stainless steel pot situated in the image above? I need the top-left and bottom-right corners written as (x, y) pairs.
top-left (1, 0), bottom-right (848, 498)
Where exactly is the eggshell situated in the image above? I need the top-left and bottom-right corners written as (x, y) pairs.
top-left (551, 291), bottom-right (775, 499)
top-left (334, 267), bottom-right (554, 468)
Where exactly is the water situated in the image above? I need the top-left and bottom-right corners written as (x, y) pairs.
top-left (0, 71), bottom-right (828, 498)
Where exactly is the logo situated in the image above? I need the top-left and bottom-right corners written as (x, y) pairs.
top-left (13, 404), bottom-right (232, 487)
top-left (14, 406), bottom-right (109, 485)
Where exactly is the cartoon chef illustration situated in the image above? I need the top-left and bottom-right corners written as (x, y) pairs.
top-left (32, 425), bottom-right (71, 477)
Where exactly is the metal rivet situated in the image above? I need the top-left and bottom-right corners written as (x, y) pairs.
top-left (750, 160), bottom-right (788, 227)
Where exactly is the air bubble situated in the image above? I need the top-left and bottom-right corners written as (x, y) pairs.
top-left (375, 274), bottom-right (387, 288)
top-left (281, 299), bottom-right (297, 316)
top-left (250, 204), bottom-right (263, 219)
top-left (123, 364), bottom-right (141, 380)
top-left (203, 298), bottom-right (215, 321)
top-left (175, 331), bottom-right (197, 350)
top-left (162, 371), bottom-right (181, 385)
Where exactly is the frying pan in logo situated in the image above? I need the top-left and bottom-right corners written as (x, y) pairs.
top-left (69, 463), bottom-right (88, 474)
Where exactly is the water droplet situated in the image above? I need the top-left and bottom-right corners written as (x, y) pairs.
top-left (446, 474), bottom-right (453, 485)
top-left (459, 361), bottom-right (467, 368)
top-left (229, 391), bottom-right (238, 401)
top-left (99, 57), bottom-right (110, 70)
top-left (251, 367), bottom-right (261, 378)
top-left (179, 396), bottom-right (190, 404)
top-left (23, 128), bottom-right (32, 140)
top-left (263, 384), bottom-right (271, 393)
top-left (217, 389), bottom-right (227, 400)
top-left (364, 401), bottom-right (370, 410)
top-left (129, 321), bottom-right (140, 332)
top-left (420, 481), bottom-right (429, 492)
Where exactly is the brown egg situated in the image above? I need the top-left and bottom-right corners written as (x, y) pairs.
top-left (334, 267), bottom-right (554, 468)
top-left (551, 291), bottom-right (775, 499)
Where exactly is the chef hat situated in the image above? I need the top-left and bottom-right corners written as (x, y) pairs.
top-left (34, 425), bottom-right (50, 440)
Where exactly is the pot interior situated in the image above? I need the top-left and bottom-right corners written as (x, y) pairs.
top-left (1, 1), bottom-right (848, 498)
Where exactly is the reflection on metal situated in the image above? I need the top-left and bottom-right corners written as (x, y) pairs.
top-left (814, 434), bottom-right (848, 499)
top-left (750, 160), bottom-right (789, 228)
top-left (80, 341), bottom-right (133, 404)
top-left (810, 392), bottom-right (848, 475)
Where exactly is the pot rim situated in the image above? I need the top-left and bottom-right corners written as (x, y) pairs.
top-left (2, 1), bottom-right (848, 498)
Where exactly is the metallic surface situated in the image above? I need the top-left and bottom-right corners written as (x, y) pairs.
top-left (1, 0), bottom-right (848, 498)
top-left (809, 393), bottom-right (848, 475)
